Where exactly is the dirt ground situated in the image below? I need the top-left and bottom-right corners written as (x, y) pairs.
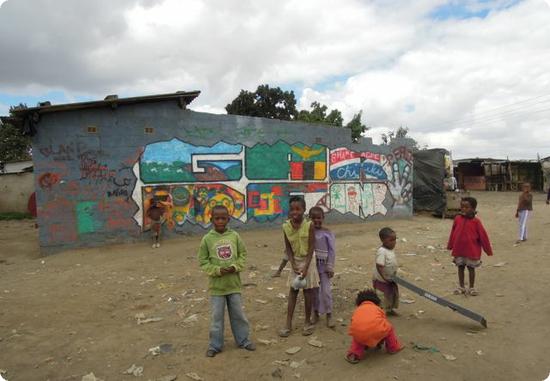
top-left (1, 191), bottom-right (550, 381)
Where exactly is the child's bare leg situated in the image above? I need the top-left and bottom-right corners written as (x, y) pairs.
top-left (304, 288), bottom-right (313, 325)
top-left (302, 288), bottom-right (315, 335)
top-left (466, 267), bottom-right (478, 295)
top-left (458, 265), bottom-right (465, 288)
top-left (468, 267), bottom-right (475, 288)
top-left (281, 288), bottom-right (298, 335)
top-left (311, 287), bottom-right (319, 324)
top-left (273, 259), bottom-right (288, 277)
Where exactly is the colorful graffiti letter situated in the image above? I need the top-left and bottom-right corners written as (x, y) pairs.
top-left (247, 183), bottom-right (327, 222)
top-left (142, 184), bottom-right (245, 228)
top-left (140, 139), bottom-right (243, 183)
top-left (329, 147), bottom-right (387, 181)
top-left (246, 141), bottom-right (327, 180)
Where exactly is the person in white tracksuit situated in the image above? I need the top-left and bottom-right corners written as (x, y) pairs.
top-left (515, 183), bottom-right (533, 244)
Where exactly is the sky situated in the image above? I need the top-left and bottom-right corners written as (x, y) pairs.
top-left (1, 0), bottom-right (549, 159)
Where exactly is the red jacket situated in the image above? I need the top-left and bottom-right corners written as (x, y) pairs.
top-left (447, 215), bottom-right (493, 260)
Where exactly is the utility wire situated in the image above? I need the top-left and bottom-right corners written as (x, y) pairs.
top-left (434, 93), bottom-right (550, 127)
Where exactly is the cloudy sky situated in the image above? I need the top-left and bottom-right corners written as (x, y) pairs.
top-left (1, 0), bottom-right (549, 159)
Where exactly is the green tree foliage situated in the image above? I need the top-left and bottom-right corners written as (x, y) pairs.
top-left (0, 122), bottom-right (31, 163)
top-left (225, 84), bottom-right (298, 121)
top-left (345, 110), bottom-right (368, 143)
top-left (297, 101), bottom-right (343, 127)
top-left (226, 84), bottom-right (369, 143)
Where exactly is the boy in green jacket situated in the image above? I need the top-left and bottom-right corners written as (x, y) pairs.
top-left (198, 205), bottom-right (256, 357)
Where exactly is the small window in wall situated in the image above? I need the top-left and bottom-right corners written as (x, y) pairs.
top-left (144, 127), bottom-right (155, 134)
top-left (87, 126), bottom-right (98, 134)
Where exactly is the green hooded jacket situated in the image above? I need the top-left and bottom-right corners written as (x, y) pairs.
top-left (198, 229), bottom-right (247, 296)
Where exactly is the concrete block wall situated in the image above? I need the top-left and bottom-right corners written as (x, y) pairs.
top-left (31, 101), bottom-right (413, 253)
top-left (0, 172), bottom-right (34, 213)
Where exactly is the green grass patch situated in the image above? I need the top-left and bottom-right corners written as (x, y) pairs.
top-left (0, 212), bottom-right (34, 220)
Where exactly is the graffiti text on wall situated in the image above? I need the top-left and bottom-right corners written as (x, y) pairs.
top-left (132, 138), bottom-right (413, 230)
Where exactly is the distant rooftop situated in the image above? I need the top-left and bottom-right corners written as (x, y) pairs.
top-left (1, 91), bottom-right (201, 135)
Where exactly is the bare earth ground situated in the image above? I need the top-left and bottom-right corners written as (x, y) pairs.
top-left (1, 191), bottom-right (550, 381)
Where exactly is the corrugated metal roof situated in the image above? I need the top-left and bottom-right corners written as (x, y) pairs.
top-left (7, 90), bottom-right (201, 117)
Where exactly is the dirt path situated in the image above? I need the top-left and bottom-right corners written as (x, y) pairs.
top-left (1, 191), bottom-right (549, 381)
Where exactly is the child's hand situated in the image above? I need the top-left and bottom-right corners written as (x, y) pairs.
top-left (301, 269), bottom-right (308, 279)
top-left (327, 270), bottom-right (334, 278)
top-left (220, 267), bottom-right (236, 275)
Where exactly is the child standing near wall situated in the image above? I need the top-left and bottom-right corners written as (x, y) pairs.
top-left (198, 205), bottom-right (256, 357)
top-left (309, 206), bottom-right (336, 328)
top-left (147, 199), bottom-right (165, 248)
top-left (373, 227), bottom-right (400, 316)
top-left (516, 183), bottom-right (533, 243)
top-left (345, 289), bottom-right (403, 364)
top-left (279, 196), bottom-right (319, 337)
top-left (447, 197), bottom-right (493, 296)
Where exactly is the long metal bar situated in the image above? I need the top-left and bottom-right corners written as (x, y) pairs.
top-left (394, 276), bottom-right (487, 328)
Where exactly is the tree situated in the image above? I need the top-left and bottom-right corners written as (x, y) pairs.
top-left (381, 126), bottom-right (421, 150)
top-left (0, 122), bottom-right (31, 163)
top-left (346, 110), bottom-right (368, 143)
top-left (225, 84), bottom-right (298, 121)
top-left (297, 101), bottom-right (343, 127)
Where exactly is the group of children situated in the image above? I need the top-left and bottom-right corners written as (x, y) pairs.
top-left (196, 194), bottom-right (496, 362)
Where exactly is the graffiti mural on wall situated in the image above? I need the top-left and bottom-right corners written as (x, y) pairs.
top-left (131, 138), bottom-right (413, 230)
top-left (385, 146), bottom-right (413, 206)
top-left (142, 183), bottom-right (246, 229)
top-left (140, 139), bottom-right (244, 183)
top-left (329, 147), bottom-right (388, 181)
top-left (246, 141), bottom-right (327, 180)
top-left (330, 183), bottom-right (388, 218)
top-left (246, 183), bottom-right (328, 222)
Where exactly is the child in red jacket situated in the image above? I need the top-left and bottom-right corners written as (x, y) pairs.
top-left (447, 197), bottom-right (493, 296)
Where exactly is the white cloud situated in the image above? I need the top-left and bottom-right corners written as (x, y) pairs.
top-left (0, 0), bottom-right (549, 158)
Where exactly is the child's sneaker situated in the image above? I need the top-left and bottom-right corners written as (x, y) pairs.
top-left (156, 243), bottom-right (161, 248)
top-left (468, 288), bottom-right (479, 296)
top-left (152, 243), bottom-right (156, 249)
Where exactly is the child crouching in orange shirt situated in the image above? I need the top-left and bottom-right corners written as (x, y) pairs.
top-left (345, 289), bottom-right (403, 364)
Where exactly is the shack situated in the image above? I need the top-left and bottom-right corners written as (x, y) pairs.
top-left (454, 158), bottom-right (543, 191)
top-left (7, 91), bottom-right (414, 253)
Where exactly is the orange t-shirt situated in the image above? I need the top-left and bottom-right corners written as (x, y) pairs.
top-left (348, 301), bottom-right (392, 347)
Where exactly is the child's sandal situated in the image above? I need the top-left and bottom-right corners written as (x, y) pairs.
top-left (302, 325), bottom-right (315, 336)
top-left (468, 288), bottom-right (479, 296)
top-left (453, 287), bottom-right (466, 295)
top-left (278, 328), bottom-right (291, 337)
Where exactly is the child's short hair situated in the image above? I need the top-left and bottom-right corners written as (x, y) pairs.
top-left (289, 195), bottom-right (306, 210)
top-left (461, 197), bottom-right (477, 210)
top-left (356, 289), bottom-right (381, 306)
top-left (308, 206), bottom-right (324, 217)
top-left (211, 204), bottom-right (229, 215)
top-left (379, 227), bottom-right (395, 240)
